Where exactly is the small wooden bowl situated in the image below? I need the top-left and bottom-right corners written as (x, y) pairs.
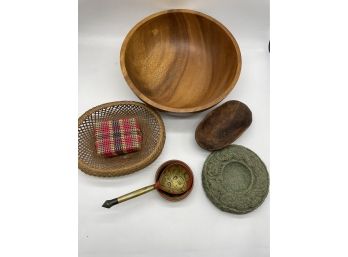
top-left (155, 160), bottom-right (194, 201)
top-left (78, 101), bottom-right (166, 177)
top-left (120, 9), bottom-right (242, 113)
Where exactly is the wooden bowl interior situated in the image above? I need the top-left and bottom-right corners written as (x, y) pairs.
top-left (122, 11), bottom-right (241, 112)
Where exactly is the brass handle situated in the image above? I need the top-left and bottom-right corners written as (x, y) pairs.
top-left (102, 184), bottom-right (156, 208)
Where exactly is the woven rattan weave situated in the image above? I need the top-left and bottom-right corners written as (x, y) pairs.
top-left (78, 101), bottom-right (165, 177)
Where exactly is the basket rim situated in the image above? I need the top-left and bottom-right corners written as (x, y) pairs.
top-left (78, 101), bottom-right (166, 177)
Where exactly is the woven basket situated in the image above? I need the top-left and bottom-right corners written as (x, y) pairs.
top-left (78, 101), bottom-right (166, 177)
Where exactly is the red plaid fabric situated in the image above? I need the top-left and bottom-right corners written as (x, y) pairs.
top-left (95, 117), bottom-right (142, 157)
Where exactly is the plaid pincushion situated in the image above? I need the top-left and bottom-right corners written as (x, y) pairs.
top-left (95, 117), bottom-right (142, 157)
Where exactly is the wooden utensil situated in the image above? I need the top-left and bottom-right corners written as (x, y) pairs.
top-left (120, 9), bottom-right (242, 113)
top-left (195, 100), bottom-right (252, 151)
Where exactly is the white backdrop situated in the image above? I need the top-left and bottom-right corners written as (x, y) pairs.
top-left (79, 1), bottom-right (269, 256)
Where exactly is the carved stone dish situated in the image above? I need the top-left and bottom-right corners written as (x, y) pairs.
top-left (202, 145), bottom-right (269, 214)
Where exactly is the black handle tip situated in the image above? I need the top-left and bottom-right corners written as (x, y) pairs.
top-left (102, 198), bottom-right (118, 208)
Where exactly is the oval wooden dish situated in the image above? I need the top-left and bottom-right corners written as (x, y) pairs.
top-left (120, 9), bottom-right (242, 113)
top-left (78, 101), bottom-right (166, 177)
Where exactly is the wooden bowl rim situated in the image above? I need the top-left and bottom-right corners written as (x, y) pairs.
top-left (78, 101), bottom-right (166, 177)
top-left (120, 9), bottom-right (242, 113)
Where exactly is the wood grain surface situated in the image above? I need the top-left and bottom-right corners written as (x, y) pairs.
top-left (120, 9), bottom-right (242, 113)
top-left (195, 100), bottom-right (252, 151)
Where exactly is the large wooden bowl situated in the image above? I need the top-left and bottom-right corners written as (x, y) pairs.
top-left (120, 9), bottom-right (242, 113)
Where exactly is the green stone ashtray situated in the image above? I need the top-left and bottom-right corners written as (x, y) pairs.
top-left (202, 145), bottom-right (269, 214)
